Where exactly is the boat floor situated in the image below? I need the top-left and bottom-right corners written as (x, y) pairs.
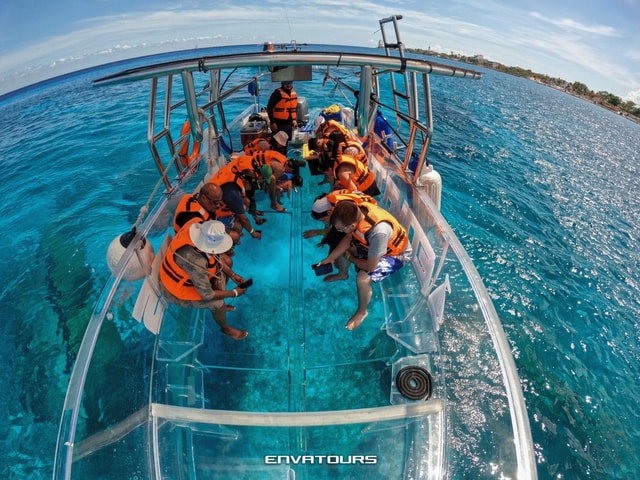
top-left (154, 158), bottom-right (428, 415)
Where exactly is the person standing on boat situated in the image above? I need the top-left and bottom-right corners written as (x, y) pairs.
top-left (267, 81), bottom-right (297, 149)
top-left (159, 220), bottom-right (250, 340)
top-left (317, 200), bottom-right (412, 330)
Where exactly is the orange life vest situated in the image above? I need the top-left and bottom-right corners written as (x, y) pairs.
top-left (252, 150), bottom-right (287, 169)
top-left (334, 154), bottom-right (376, 193)
top-left (317, 119), bottom-right (351, 140)
top-left (351, 203), bottom-right (408, 257)
top-left (272, 88), bottom-right (298, 122)
top-left (243, 137), bottom-right (269, 155)
top-left (209, 157), bottom-right (255, 217)
top-left (326, 190), bottom-right (377, 207)
top-left (339, 140), bottom-right (368, 167)
top-left (160, 222), bottom-right (220, 301)
top-left (173, 194), bottom-right (211, 233)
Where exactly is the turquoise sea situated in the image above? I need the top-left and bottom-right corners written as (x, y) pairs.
top-left (1, 53), bottom-right (639, 479)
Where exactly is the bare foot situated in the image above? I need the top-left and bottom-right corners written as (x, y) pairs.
top-left (271, 203), bottom-right (286, 212)
top-left (323, 272), bottom-right (348, 282)
top-left (222, 304), bottom-right (236, 312)
top-left (222, 326), bottom-right (248, 340)
top-left (345, 311), bottom-right (368, 330)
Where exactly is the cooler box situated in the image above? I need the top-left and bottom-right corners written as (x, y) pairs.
top-left (240, 120), bottom-right (268, 146)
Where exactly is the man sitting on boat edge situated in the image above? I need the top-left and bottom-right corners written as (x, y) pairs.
top-left (172, 183), bottom-right (242, 246)
top-left (316, 200), bottom-right (412, 330)
top-left (159, 220), bottom-right (250, 340)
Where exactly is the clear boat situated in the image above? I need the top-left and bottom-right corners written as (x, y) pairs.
top-left (53, 15), bottom-right (537, 480)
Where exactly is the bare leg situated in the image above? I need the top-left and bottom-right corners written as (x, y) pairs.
top-left (230, 222), bottom-right (244, 245)
top-left (346, 270), bottom-right (371, 330)
top-left (268, 182), bottom-right (286, 212)
top-left (212, 308), bottom-right (247, 340)
top-left (229, 230), bottom-right (242, 245)
top-left (324, 254), bottom-right (350, 282)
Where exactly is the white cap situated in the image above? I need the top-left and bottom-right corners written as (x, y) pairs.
top-left (312, 197), bottom-right (332, 214)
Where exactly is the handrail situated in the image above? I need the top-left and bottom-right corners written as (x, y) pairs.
top-left (151, 401), bottom-right (444, 427)
top-left (52, 158), bottom-right (203, 480)
top-left (413, 185), bottom-right (538, 478)
top-left (94, 49), bottom-right (482, 87)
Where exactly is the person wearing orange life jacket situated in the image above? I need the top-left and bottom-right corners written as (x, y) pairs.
top-left (251, 148), bottom-right (300, 212)
top-left (173, 182), bottom-right (243, 246)
top-left (333, 153), bottom-right (380, 197)
top-left (304, 190), bottom-right (378, 282)
top-left (316, 200), bottom-right (412, 330)
top-left (316, 118), bottom-right (351, 141)
top-left (209, 156), bottom-right (272, 242)
top-left (325, 130), bottom-right (368, 167)
top-left (309, 119), bottom-right (356, 182)
top-left (159, 220), bottom-right (250, 340)
top-left (267, 81), bottom-right (297, 148)
top-left (243, 130), bottom-right (289, 156)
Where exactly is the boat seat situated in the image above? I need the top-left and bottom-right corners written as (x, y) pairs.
top-left (381, 208), bottom-right (442, 354)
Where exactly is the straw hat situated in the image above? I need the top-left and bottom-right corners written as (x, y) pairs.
top-left (189, 220), bottom-right (233, 254)
top-left (273, 131), bottom-right (289, 146)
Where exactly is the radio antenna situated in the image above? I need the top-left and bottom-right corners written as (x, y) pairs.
top-left (283, 6), bottom-right (295, 42)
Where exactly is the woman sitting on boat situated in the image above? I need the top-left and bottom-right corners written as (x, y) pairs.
top-left (159, 220), bottom-right (250, 340)
top-left (249, 150), bottom-right (289, 212)
top-left (325, 129), bottom-right (368, 167)
top-left (316, 200), bottom-right (412, 330)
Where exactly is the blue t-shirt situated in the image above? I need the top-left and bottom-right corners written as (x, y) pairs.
top-left (221, 184), bottom-right (246, 214)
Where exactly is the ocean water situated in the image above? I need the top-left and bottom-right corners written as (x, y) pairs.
top-left (1, 56), bottom-right (639, 480)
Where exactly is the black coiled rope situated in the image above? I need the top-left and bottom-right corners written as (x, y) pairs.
top-left (395, 366), bottom-right (433, 401)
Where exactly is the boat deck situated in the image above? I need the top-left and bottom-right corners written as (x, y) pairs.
top-left (153, 151), bottom-right (437, 415)
top-left (143, 151), bottom-right (446, 478)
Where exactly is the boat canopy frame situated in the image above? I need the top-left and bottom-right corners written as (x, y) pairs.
top-left (95, 18), bottom-right (481, 188)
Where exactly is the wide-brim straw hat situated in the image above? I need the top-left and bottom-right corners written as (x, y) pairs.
top-left (190, 220), bottom-right (233, 254)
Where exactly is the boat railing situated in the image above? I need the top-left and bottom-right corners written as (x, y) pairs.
top-left (368, 133), bottom-right (537, 479)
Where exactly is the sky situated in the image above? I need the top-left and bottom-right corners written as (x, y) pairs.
top-left (1, 0), bottom-right (639, 102)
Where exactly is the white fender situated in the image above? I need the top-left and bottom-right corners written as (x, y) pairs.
top-left (106, 231), bottom-right (155, 282)
top-left (419, 164), bottom-right (442, 211)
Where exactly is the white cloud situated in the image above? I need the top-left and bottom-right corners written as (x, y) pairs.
top-left (1, 3), bottom-right (638, 101)
top-left (626, 90), bottom-right (640, 104)
top-left (529, 12), bottom-right (617, 36)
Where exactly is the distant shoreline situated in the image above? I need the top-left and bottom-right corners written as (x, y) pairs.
top-left (529, 77), bottom-right (640, 125)
top-left (412, 49), bottom-right (640, 125)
